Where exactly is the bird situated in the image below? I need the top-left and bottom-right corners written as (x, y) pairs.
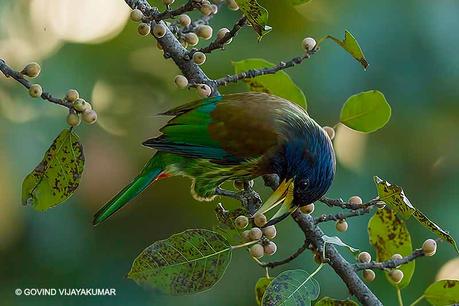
top-left (93, 92), bottom-right (336, 226)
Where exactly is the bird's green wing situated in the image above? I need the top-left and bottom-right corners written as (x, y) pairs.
top-left (144, 93), bottom-right (288, 164)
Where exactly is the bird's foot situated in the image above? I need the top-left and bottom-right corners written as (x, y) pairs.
top-left (215, 186), bottom-right (262, 215)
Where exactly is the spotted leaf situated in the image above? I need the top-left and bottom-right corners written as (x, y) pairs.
top-left (21, 129), bottom-right (84, 211)
top-left (374, 176), bottom-right (414, 219)
top-left (412, 210), bottom-right (459, 253)
top-left (255, 277), bottom-right (272, 306)
top-left (368, 208), bottom-right (414, 288)
top-left (235, 0), bottom-right (271, 38)
top-left (262, 269), bottom-right (320, 306)
top-left (128, 229), bottom-right (232, 295)
top-left (424, 280), bottom-right (459, 306)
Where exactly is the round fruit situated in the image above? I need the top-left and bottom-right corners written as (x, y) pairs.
top-left (29, 84), bottom-right (42, 97)
top-left (130, 9), bottom-right (143, 22)
top-left (422, 239), bottom-right (437, 256)
top-left (264, 242), bottom-right (277, 256)
top-left (358, 251), bottom-right (372, 263)
top-left (235, 215), bottom-right (249, 229)
top-left (302, 37), bottom-right (316, 51)
top-left (336, 219), bottom-right (348, 232)
top-left (323, 126), bottom-right (335, 140)
top-left (153, 24), bottom-right (167, 38)
top-left (178, 14), bottom-right (191, 27)
top-left (363, 269), bottom-right (375, 282)
top-left (22, 62), bottom-right (41, 78)
top-left (249, 227), bottom-right (263, 240)
top-left (241, 230), bottom-right (251, 242)
top-left (253, 213), bottom-right (267, 227)
top-left (192, 51), bottom-right (206, 65)
top-left (262, 225), bottom-right (276, 239)
top-left (389, 269), bottom-right (404, 284)
top-left (349, 195), bottom-right (363, 205)
top-left (197, 84), bottom-right (211, 97)
top-left (65, 89), bottom-right (79, 102)
top-left (184, 33), bottom-right (199, 46)
top-left (174, 75), bottom-right (188, 89)
top-left (250, 244), bottom-right (264, 258)
top-left (82, 109), bottom-right (97, 124)
top-left (66, 112), bottom-right (81, 127)
top-left (300, 203), bottom-right (315, 214)
top-left (195, 25), bottom-right (213, 40)
top-left (138, 23), bottom-right (151, 36)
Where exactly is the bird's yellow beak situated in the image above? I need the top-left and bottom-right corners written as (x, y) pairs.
top-left (254, 178), bottom-right (293, 215)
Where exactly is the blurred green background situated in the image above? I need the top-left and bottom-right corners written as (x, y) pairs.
top-left (1, 0), bottom-right (458, 305)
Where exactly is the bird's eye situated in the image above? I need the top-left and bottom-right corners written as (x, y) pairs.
top-left (299, 179), bottom-right (309, 188)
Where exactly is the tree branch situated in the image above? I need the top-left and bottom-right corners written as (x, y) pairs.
top-left (0, 59), bottom-right (73, 109)
top-left (320, 196), bottom-right (382, 210)
top-left (354, 249), bottom-right (424, 271)
top-left (124, 0), bottom-right (219, 95)
top-left (257, 239), bottom-right (310, 268)
top-left (315, 206), bottom-right (374, 224)
top-left (292, 210), bottom-right (383, 306)
top-left (214, 50), bottom-right (318, 86)
top-left (196, 16), bottom-right (247, 54)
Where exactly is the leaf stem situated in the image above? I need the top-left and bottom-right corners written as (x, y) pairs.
top-left (409, 295), bottom-right (424, 306)
top-left (396, 287), bottom-right (404, 306)
top-left (231, 240), bottom-right (258, 250)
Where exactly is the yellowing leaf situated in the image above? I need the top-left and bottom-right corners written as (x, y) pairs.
top-left (412, 209), bottom-right (459, 253)
top-left (324, 30), bottom-right (368, 69)
top-left (22, 129), bottom-right (84, 211)
top-left (374, 176), bottom-right (414, 219)
top-left (255, 277), bottom-right (272, 306)
top-left (368, 208), bottom-right (415, 288)
top-left (340, 91), bottom-right (391, 133)
top-left (233, 58), bottom-right (307, 109)
top-left (128, 229), bottom-right (232, 295)
top-left (235, 0), bottom-right (272, 38)
top-left (424, 280), bottom-right (459, 306)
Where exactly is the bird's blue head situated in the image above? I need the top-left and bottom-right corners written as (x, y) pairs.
top-left (275, 121), bottom-right (336, 206)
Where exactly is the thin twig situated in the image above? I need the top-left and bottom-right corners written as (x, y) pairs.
top-left (156, 0), bottom-right (199, 21)
top-left (315, 206), bottom-right (374, 224)
top-left (320, 196), bottom-right (382, 210)
top-left (354, 249), bottom-right (425, 271)
top-left (214, 49), bottom-right (318, 86)
top-left (195, 16), bottom-right (247, 54)
top-left (0, 59), bottom-right (73, 109)
top-left (256, 240), bottom-right (310, 268)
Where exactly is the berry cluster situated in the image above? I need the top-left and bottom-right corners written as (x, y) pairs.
top-left (360, 239), bottom-right (437, 283)
top-left (129, 1), bottom-right (239, 98)
top-left (20, 62), bottom-right (97, 127)
top-left (234, 213), bottom-right (277, 259)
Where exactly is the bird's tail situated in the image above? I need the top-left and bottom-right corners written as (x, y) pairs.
top-left (93, 154), bottom-right (166, 226)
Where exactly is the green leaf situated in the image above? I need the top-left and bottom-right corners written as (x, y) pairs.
top-left (21, 129), bottom-right (84, 211)
top-left (412, 210), bottom-right (459, 253)
top-left (322, 235), bottom-right (359, 253)
top-left (324, 30), bottom-right (368, 69)
top-left (128, 229), bottom-right (232, 295)
top-left (235, 0), bottom-right (271, 38)
top-left (374, 176), bottom-right (415, 219)
top-left (424, 280), bottom-right (459, 306)
top-left (233, 58), bottom-right (307, 109)
top-left (340, 90), bottom-right (391, 133)
top-left (255, 277), bottom-right (272, 306)
top-left (262, 269), bottom-right (320, 306)
top-left (368, 208), bottom-right (415, 288)
top-left (315, 297), bottom-right (358, 305)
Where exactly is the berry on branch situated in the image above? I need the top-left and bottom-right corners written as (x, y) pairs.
top-left (235, 215), bottom-right (249, 229)
top-left (389, 269), bottom-right (404, 284)
top-left (65, 89), bottom-right (79, 102)
top-left (138, 23), bottom-right (151, 36)
top-left (174, 75), bottom-right (189, 89)
top-left (66, 112), bottom-right (81, 127)
top-left (302, 37), bottom-right (317, 51)
top-left (217, 28), bottom-right (232, 44)
top-left (249, 227), bottom-right (263, 240)
top-left (184, 33), bottom-right (199, 46)
top-left (82, 110), bottom-right (97, 124)
top-left (358, 251), bottom-right (372, 263)
top-left (193, 52), bottom-right (206, 65)
top-left (422, 239), bottom-right (437, 256)
top-left (21, 62), bottom-right (41, 78)
top-left (336, 219), bottom-right (348, 232)
top-left (178, 14), bottom-right (191, 27)
top-left (29, 84), bottom-right (42, 97)
top-left (195, 25), bottom-right (213, 40)
top-left (264, 241), bottom-right (277, 256)
top-left (300, 203), bottom-right (315, 214)
top-left (197, 84), bottom-right (211, 97)
top-left (349, 195), bottom-right (363, 205)
top-left (262, 225), bottom-right (276, 239)
top-left (153, 24), bottom-right (167, 38)
top-left (253, 213), bottom-right (267, 227)
top-left (363, 269), bottom-right (375, 282)
top-left (250, 244), bottom-right (264, 258)
top-left (130, 9), bottom-right (144, 22)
